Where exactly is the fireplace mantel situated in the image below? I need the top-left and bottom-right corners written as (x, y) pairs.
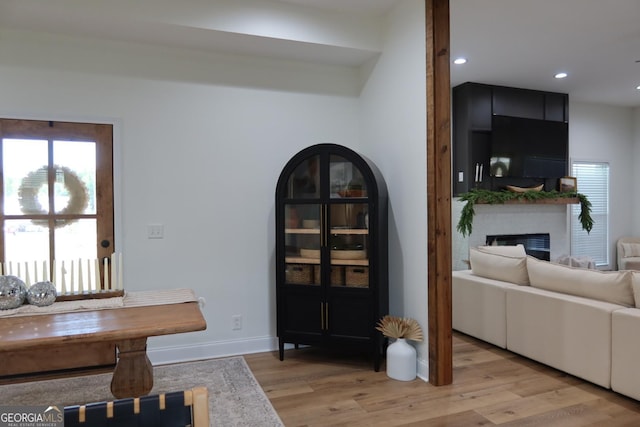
top-left (475, 197), bottom-right (579, 205)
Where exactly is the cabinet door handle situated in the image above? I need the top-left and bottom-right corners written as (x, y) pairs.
top-left (325, 303), bottom-right (329, 330)
top-left (320, 204), bottom-right (327, 247)
top-left (320, 205), bottom-right (324, 247)
top-left (320, 302), bottom-right (324, 330)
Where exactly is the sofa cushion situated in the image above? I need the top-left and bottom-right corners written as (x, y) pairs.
top-left (527, 256), bottom-right (634, 307)
top-left (622, 242), bottom-right (640, 258)
top-left (475, 244), bottom-right (527, 257)
top-left (469, 245), bottom-right (529, 286)
top-left (506, 285), bottom-right (617, 388)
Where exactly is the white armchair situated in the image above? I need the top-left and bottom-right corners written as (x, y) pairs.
top-left (617, 237), bottom-right (640, 270)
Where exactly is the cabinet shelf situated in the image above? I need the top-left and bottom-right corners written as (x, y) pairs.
top-left (285, 228), bottom-right (320, 234)
top-left (285, 228), bottom-right (369, 235)
top-left (286, 256), bottom-right (320, 264)
top-left (331, 259), bottom-right (368, 266)
top-left (285, 257), bottom-right (369, 266)
top-left (330, 228), bottom-right (368, 235)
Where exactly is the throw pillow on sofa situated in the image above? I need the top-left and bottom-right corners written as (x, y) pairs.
top-left (622, 243), bottom-right (640, 258)
top-left (527, 256), bottom-right (634, 307)
top-left (476, 244), bottom-right (527, 257)
top-left (469, 245), bottom-right (529, 286)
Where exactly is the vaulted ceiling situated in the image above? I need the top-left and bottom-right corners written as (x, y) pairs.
top-left (1, 0), bottom-right (638, 106)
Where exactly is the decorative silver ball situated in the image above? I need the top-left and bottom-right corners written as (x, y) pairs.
top-left (0, 275), bottom-right (28, 310)
top-left (27, 281), bottom-right (57, 307)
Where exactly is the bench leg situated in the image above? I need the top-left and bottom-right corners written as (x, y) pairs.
top-left (111, 338), bottom-right (153, 398)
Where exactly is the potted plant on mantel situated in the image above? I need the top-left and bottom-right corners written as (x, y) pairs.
top-left (376, 315), bottom-right (423, 381)
top-left (456, 189), bottom-right (594, 237)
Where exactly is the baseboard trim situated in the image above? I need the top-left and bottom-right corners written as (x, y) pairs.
top-left (148, 336), bottom-right (279, 365)
top-left (150, 337), bottom-right (430, 383)
top-left (417, 357), bottom-right (429, 382)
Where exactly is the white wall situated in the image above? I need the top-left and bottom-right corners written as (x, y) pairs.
top-left (633, 107), bottom-right (640, 235)
top-left (359, 0), bottom-right (428, 379)
top-left (0, 29), bottom-right (363, 361)
top-left (569, 101), bottom-right (634, 269)
top-left (0, 0), bottom-right (428, 367)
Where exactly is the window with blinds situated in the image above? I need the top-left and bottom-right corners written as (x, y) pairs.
top-left (570, 162), bottom-right (609, 267)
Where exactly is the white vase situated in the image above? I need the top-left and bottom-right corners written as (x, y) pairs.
top-left (386, 338), bottom-right (417, 381)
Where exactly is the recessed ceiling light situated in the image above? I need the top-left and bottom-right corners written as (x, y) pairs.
top-left (636, 85), bottom-right (640, 90)
top-left (453, 58), bottom-right (467, 65)
top-left (554, 72), bottom-right (568, 79)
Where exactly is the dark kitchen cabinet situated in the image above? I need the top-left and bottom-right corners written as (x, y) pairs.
top-left (452, 83), bottom-right (493, 195)
top-left (452, 82), bottom-right (569, 195)
top-left (275, 144), bottom-right (388, 371)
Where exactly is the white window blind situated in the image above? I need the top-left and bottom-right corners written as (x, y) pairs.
top-left (570, 162), bottom-right (609, 267)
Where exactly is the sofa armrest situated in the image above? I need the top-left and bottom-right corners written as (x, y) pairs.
top-left (452, 270), bottom-right (516, 348)
top-left (611, 308), bottom-right (640, 400)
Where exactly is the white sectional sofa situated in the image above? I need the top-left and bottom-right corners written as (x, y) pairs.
top-left (453, 244), bottom-right (640, 400)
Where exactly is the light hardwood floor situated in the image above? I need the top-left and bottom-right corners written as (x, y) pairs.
top-left (245, 332), bottom-right (640, 426)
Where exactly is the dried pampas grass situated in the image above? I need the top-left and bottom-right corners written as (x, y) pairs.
top-left (375, 315), bottom-right (423, 342)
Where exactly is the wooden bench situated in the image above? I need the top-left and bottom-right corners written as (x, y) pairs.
top-left (0, 302), bottom-right (206, 398)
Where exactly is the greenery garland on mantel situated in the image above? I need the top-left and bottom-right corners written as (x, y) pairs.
top-left (456, 189), bottom-right (593, 237)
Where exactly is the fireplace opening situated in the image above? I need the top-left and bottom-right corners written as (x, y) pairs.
top-left (486, 233), bottom-right (550, 261)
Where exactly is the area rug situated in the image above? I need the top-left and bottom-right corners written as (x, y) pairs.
top-left (0, 356), bottom-right (283, 427)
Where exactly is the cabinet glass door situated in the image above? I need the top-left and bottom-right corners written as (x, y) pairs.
top-left (284, 204), bottom-right (321, 285)
top-left (329, 155), bottom-right (367, 198)
top-left (285, 155), bottom-right (320, 199)
top-left (328, 155), bottom-right (369, 288)
top-left (329, 202), bottom-right (369, 288)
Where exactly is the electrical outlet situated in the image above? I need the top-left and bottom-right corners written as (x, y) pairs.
top-left (232, 314), bottom-right (242, 330)
top-left (147, 224), bottom-right (164, 239)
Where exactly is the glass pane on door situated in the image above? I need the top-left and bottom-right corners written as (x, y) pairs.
top-left (329, 155), bottom-right (367, 198)
top-left (4, 219), bottom-right (50, 265)
top-left (284, 203), bottom-right (320, 285)
top-left (53, 140), bottom-right (96, 215)
top-left (3, 139), bottom-right (49, 215)
top-left (329, 202), bottom-right (369, 288)
top-left (55, 218), bottom-right (98, 260)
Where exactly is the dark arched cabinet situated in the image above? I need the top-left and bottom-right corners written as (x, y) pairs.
top-left (275, 144), bottom-right (388, 371)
